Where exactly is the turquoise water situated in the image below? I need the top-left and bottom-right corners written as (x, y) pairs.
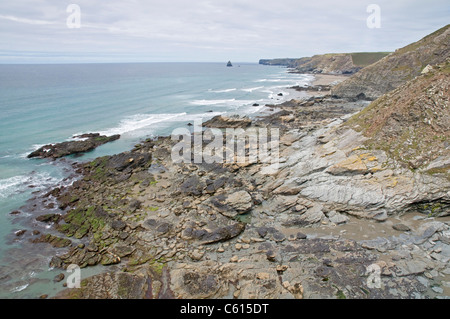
top-left (0, 62), bottom-right (311, 298)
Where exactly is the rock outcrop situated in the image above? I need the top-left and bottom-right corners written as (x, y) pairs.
top-left (345, 58), bottom-right (450, 172)
top-left (28, 133), bottom-right (120, 159)
top-left (332, 24), bottom-right (450, 100)
top-left (202, 115), bottom-right (251, 128)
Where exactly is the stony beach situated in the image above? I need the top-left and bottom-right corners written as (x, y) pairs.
top-left (9, 69), bottom-right (450, 299)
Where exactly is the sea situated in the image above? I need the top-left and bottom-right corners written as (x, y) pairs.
top-left (0, 62), bottom-right (312, 298)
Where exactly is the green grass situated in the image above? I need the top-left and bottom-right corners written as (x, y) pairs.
top-left (350, 52), bottom-right (391, 67)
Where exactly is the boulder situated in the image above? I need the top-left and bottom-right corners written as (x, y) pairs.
top-left (207, 190), bottom-right (253, 217)
top-left (202, 115), bottom-right (251, 128)
top-left (327, 211), bottom-right (349, 225)
top-left (282, 204), bottom-right (325, 227)
top-left (200, 223), bottom-right (246, 245)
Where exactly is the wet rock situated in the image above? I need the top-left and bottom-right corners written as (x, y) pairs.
top-left (101, 253), bottom-right (121, 266)
top-left (15, 230), bottom-right (27, 237)
top-left (202, 115), bottom-right (251, 129)
top-left (54, 273), bottom-right (65, 283)
top-left (28, 134), bottom-right (120, 159)
top-left (113, 245), bottom-right (136, 258)
top-left (106, 152), bottom-right (151, 172)
top-left (36, 213), bottom-right (62, 224)
top-left (31, 234), bottom-right (72, 248)
top-left (200, 223), bottom-right (246, 245)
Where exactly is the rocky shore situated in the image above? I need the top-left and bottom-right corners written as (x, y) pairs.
top-left (9, 63), bottom-right (449, 299)
top-left (27, 133), bottom-right (120, 159)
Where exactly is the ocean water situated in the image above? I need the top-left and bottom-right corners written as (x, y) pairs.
top-left (0, 62), bottom-right (312, 298)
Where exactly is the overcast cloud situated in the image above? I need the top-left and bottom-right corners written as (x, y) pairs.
top-left (0, 0), bottom-right (448, 63)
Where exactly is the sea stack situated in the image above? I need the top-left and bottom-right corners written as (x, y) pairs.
top-left (227, 61), bottom-right (233, 67)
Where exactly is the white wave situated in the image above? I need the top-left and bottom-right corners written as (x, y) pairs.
top-left (174, 111), bottom-right (225, 122)
top-left (190, 99), bottom-right (258, 109)
top-left (11, 284), bottom-right (29, 293)
top-left (240, 104), bottom-right (267, 115)
top-left (255, 78), bottom-right (294, 83)
top-left (208, 88), bottom-right (237, 93)
top-left (0, 172), bottom-right (61, 199)
top-left (97, 113), bottom-right (187, 136)
top-left (190, 99), bottom-right (236, 106)
top-left (19, 144), bottom-right (50, 159)
top-left (241, 86), bottom-right (264, 93)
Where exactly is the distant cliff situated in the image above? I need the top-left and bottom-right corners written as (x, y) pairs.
top-left (294, 52), bottom-right (390, 75)
top-left (260, 52), bottom-right (390, 75)
top-left (259, 58), bottom-right (299, 67)
top-left (332, 24), bottom-right (450, 100)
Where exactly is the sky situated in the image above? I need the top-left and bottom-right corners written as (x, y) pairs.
top-left (0, 0), bottom-right (449, 63)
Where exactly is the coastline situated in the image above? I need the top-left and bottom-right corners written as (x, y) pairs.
top-left (310, 74), bottom-right (350, 86)
top-left (5, 71), bottom-right (450, 300)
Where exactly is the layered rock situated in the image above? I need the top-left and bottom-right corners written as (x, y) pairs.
top-left (202, 115), bottom-right (251, 128)
top-left (261, 52), bottom-right (390, 75)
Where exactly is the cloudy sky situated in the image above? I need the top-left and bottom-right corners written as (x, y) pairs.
top-left (0, 0), bottom-right (448, 63)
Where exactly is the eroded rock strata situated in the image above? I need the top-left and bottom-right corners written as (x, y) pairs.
top-left (17, 60), bottom-right (448, 299)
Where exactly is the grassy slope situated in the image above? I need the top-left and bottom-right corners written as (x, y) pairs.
top-left (332, 24), bottom-right (450, 99)
top-left (350, 52), bottom-right (391, 67)
top-left (345, 59), bottom-right (450, 174)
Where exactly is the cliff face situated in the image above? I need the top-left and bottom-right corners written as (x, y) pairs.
top-left (260, 53), bottom-right (389, 75)
top-left (294, 54), bottom-right (358, 74)
top-left (332, 24), bottom-right (450, 100)
top-left (346, 58), bottom-right (450, 172)
top-left (292, 53), bottom-right (387, 75)
top-left (259, 58), bottom-right (299, 67)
